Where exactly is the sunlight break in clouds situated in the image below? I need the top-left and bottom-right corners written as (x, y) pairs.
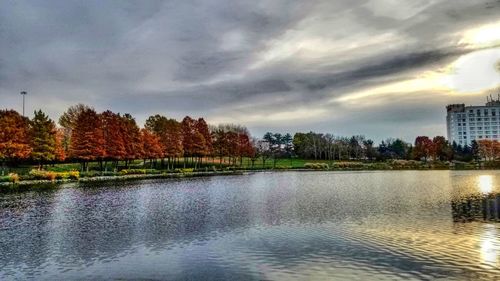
top-left (459, 21), bottom-right (500, 49)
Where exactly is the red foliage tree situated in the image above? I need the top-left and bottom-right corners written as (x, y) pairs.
top-left (101, 110), bottom-right (127, 162)
top-left (414, 136), bottom-right (434, 161)
top-left (196, 118), bottom-right (213, 156)
top-left (181, 116), bottom-right (196, 157)
top-left (0, 110), bottom-right (32, 164)
top-left (69, 107), bottom-right (106, 170)
top-left (54, 128), bottom-right (66, 162)
top-left (145, 115), bottom-right (183, 164)
top-left (237, 132), bottom-right (255, 159)
top-left (141, 128), bottom-right (164, 161)
top-left (120, 113), bottom-right (144, 164)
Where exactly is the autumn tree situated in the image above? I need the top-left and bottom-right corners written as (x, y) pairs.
top-left (478, 140), bottom-right (500, 161)
top-left (196, 117), bottom-right (213, 158)
top-left (432, 136), bottom-right (452, 161)
top-left (59, 104), bottom-right (91, 156)
top-left (141, 128), bottom-right (164, 167)
top-left (101, 110), bottom-right (127, 165)
top-left (120, 113), bottom-right (144, 166)
top-left (181, 116), bottom-right (196, 158)
top-left (0, 110), bottom-right (31, 171)
top-left (236, 131), bottom-right (254, 165)
top-left (54, 128), bottom-right (66, 162)
top-left (30, 110), bottom-right (57, 169)
top-left (413, 136), bottom-right (434, 161)
top-left (145, 115), bottom-right (183, 169)
top-left (212, 126), bottom-right (229, 167)
top-left (69, 107), bottom-right (106, 171)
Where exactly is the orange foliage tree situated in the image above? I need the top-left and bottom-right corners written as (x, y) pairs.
top-left (0, 110), bottom-right (32, 169)
top-left (54, 128), bottom-right (66, 162)
top-left (120, 113), bottom-right (144, 166)
top-left (69, 107), bottom-right (106, 171)
top-left (477, 140), bottom-right (500, 161)
top-left (141, 128), bottom-right (164, 167)
top-left (101, 110), bottom-right (127, 165)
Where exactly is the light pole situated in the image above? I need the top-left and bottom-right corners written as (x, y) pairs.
top-left (20, 91), bottom-right (27, 117)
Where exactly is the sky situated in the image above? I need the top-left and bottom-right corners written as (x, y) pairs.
top-left (1, 0), bottom-right (500, 142)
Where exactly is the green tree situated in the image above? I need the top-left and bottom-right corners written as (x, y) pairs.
top-left (30, 110), bottom-right (57, 168)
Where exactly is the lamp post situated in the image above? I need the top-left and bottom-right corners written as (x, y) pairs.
top-left (20, 91), bottom-right (27, 117)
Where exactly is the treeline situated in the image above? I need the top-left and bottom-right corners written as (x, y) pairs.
top-left (0, 105), bottom-right (254, 171)
top-left (258, 131), bottom-right (486, 162)
top-left (2, 104), bottom-right (497, 173)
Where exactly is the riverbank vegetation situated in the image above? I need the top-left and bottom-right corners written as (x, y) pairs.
top-left (1, 104), bottom-right (499, 186)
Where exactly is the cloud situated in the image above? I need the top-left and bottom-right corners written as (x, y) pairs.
top-left (1, 0), bottom-right (500, 142)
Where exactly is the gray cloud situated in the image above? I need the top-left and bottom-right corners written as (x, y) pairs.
top-left (1, 0), bottom-right (499, 142)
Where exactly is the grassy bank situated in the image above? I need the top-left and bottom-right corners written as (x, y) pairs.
top-left (1, 158), bottom-right (494, 191)
top-left (0, 170), bottom-right (245, 192)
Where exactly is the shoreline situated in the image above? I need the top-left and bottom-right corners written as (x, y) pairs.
top-left (1, 166), bottom-right (498, 191)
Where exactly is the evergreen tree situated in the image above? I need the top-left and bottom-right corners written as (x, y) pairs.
top-left (30, 110), bottom-right (57, 168)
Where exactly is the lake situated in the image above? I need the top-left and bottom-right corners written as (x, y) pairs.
top-left (1, 171), bottom-right (500, 280)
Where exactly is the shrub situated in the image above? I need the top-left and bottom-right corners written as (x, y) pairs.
top-left (68, 171), bottom-right (80, 180)
top-left (304, 163), bottom-right (329, 170)
top-left (174, 168), bottom-right (194, 173)
top-left (28, 169), bottom-right (79, 181)
top-left (332, 162), bottom-right (364, 169)
top-left (45, 171), bottom-right (57, 181)
top-left (119, 169), bottom-right (148, 175)
top-left (0, 176), bottom-right (10, 183)
top-left (8, 173), bottom-right (19, 183)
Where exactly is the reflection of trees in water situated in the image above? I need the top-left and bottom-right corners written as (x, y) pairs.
top-left (452, 193), bottom-right (500, 222)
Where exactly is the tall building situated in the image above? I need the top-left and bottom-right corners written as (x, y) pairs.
top-left (446, 96), bottom-right (500, 146)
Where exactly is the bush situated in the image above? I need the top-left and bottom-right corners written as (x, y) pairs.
top-left (332, 162), bottom-right (363, 169)
top-left (174, 168), bottom-right (194, 173)
top-left (28, 170), bottom-right (79, 181)
top-left (304, 163), bottom-right (329, 170)
top-left (117, 169), bottom-right (163, 176)
top-left (390, 160), bottom-right (421, 169)
top-left (0, 176), bottom-right (10, 183)
top-left (8, 173), bottom-right (19, 183)
top-left (68, 171), bottom-right (80, 180)
top-left (45, 171), bottom-right (56, 181)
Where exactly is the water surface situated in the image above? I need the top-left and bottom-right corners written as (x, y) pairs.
top-left (1, 171), bottom-right (500, 280)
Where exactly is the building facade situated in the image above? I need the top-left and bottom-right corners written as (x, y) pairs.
top-left (446, 98), bottom-right (500, 146)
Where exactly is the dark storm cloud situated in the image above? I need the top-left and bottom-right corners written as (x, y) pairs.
top-left (1, 0), bottom-right (499, 140)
